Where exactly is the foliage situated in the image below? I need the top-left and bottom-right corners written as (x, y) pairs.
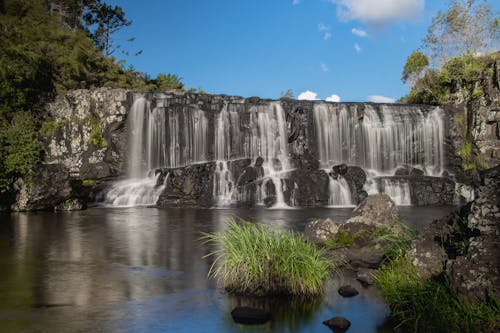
top-left (325, 228), bottom-right (365, 250)
top-left (374, 255), bottom-right (500, 332)
top-left (152, 73), bottom-right (184, 91)
top-left (40, 120), bottom-right (64, 137)
top-left (202, 219), bottom-right (332, 297)
top-left (402, 50), bottom-right (429, 84)
top-left (89, 122), bottom-right (107, 148)
top-left (423, 0), bottom-right (500, 67)
top-left (0, 112), bottom-right (43, 192)
top-left (81, 179), bottom-right (97, 186)
top-left (280, 89), bottom-right (294, 99)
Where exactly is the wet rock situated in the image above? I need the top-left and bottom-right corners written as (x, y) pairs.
top-left (231, 306), bottom-right (271, 325)
top-left (347, 194), bottom-right (400, 228)
top-left (338, 285), bottom-right (359, 297)
top-left (409, 167), bottom-right (424, 177)
top-left (331, 164), bottom-right (348, 178)
top-left (356, 269), bottom-right (376, 286)
top-left (284, 169), bottom-right (329, 207)
top-left (304, 218), bottom-right (340, 244)
top-left (255, 156), bottom-right (264, 167)
top-left (394, 166), bottom-right (410, 176)
top-left (323, 316), bottom-right (351, 332)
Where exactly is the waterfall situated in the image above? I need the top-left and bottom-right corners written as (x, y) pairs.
top-left (381, 179), bottom-right (412, 206)
top-left (104, 172), bottom-right (167, 207)
top-left (328, 175), bottom-right (354, 207)
top-left (313, 103), bottom-right (444, 175)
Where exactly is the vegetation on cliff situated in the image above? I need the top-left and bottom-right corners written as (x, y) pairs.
top-left (202, 219), bottom-right (332, 297)
top-left (0, 0), bottom-right (186, 192)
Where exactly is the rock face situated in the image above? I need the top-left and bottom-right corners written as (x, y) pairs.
top-left (347, 194), bottom-right (400, 227)
top-left (11, 164), bottom-right (72, 211)
top-left (450, 166), bottom-right (500, 302)
top-left (304, 218), bottom-right (341, 244)
top-left (42, 88), bottom-right (129, 180)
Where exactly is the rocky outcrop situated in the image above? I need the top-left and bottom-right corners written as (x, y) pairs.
top-left (450, 165), bottom-right (500, 302)
top-left (42, 88), bottom-right (129, 180)
top-left (11, 164), bottom-right (72, 211)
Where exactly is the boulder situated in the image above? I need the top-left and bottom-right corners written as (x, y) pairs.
top-left (347, 194), bottom-right (400, 227)
top-left (231, 307), bottom-right (271, 325)
top-left (304, 218), bottom-right (340, 244)
top-left (331, 164), bottom-right (348, 178)
top-left (323, 316), bottom-right (351, 332)
top-left (409, 236), bottom-right (447, 279)
top-left (11, 164), bottom-right (72, 211)
top-left (338, 285), bottom-right (359, 297)
top-left (394, 166), bottom-right (410, 176)
top-left (356, 269), bottom-right (376, 286)
top-left (409, 167), bottom-right (424, 177)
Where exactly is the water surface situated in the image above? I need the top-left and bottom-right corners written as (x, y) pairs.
top-left (0, 206), bottom-right (455, 332)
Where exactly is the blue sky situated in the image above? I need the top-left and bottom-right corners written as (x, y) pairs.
top-left (108, 0), bottom-right (499, 102)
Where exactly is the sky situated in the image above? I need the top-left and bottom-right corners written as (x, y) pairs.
top-left (107, 0), bottom-right (499, 102)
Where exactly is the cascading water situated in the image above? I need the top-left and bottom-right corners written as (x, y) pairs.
top-left (381, 179), bottom-right (412, 206)
top-left (314, 103), bottom-right (445, 205)
top-left (328, 175), bottom-right (354, 207)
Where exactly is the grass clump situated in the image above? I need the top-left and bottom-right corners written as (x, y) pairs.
top-left (325, 228), bottom-right (365, 250)
top-left (374, 255), bottom-right (500, 332)
top-left (202, 219), bottom-right (331, 298)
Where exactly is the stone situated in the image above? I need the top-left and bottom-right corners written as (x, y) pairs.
top-left (304, 218), bottom-right (340, 244)
top-left (409, 167), bottom-right (424, 177)
top-left (323, 316), bottom-right (351, 332)
top-left (394, 166), bottom-right (410, 176)
top-left (230, 307), bottom-right (271, 325)
top-left (338, 285), bottom-right (359, 297)
top-left (331, 164), bottom-right (348, 177)
top-left (356, 269), bottom-right (376, 286)
top-left (346, 247), bottom-right (384, 269)
top-left (11, 164), bottom-right (72, 211)
top-left (54, 198), bottom-right (86, 211)
top-left (409, 236), bottom-right (447, 279)
top-left (347, 194), bottom-right (400, 227)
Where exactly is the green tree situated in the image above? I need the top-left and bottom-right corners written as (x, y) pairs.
top-left (423, 0), bottom-right (500, 66)
top-left (280, 89), bottom-right (294, 98)
top-left (401, 50), bottom-right (429, 84)
top-left (153, 73), bottom-right (184, 91)
top-left (84, 2), bottom-right (131, 56)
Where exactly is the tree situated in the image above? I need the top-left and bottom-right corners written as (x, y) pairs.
top-left (153, 73), bottom-right (184, 91)
top-left (85, 2), bottom-right (131, 56)
top-left (402, 50), bottom-right (429, 85)
top-left (423, 0), bottom-right (500, 66)
top-left (280, 89), bottom-right (294, 98)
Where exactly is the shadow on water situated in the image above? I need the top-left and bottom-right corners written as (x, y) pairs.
top-left (0, 206), bottom-right (455, 332)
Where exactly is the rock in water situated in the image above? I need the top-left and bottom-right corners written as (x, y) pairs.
top-left (338, 285), bottom-right (359, 297)
top-left (304, 218), bottom-right (340, 244)
top-left (323, 316), bottom-right (351, 332)
top-left (230, 307), bottom-right (271, 325)
top-left (347, 194), bottom-right (400, 227)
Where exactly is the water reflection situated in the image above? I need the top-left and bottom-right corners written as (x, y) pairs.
top-left (0, 206), bottom-right (455, 332)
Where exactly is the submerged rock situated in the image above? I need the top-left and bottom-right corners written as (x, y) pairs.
top-left (304, 218), bottom-right (341, 244)
top-left (356, 269), bottom-right (376, 286)
top-left (323, 316), bottom-right (351, 332)
top-left (230, 306), bottom-right (271, 325)
top-left (338, 285), bottom-right (359, 297)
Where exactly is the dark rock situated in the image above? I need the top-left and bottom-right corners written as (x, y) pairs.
top-left (283, 169), bottom-right (329, 207)
top-left (231, 306), bottom-right (271, 325)
top-left (347, 194), bottom-right (400, 227)
top-left (304, 218), bottom-right (340, 244)
top-left (54, 198), bottom-right (86, 211)
top-left (323, 316), bottom-right (351, 332)
top-left (271, 158), bottom-right (282, 171)
top-left (338, 285), bottom-right (359, 297)
top-left (394, 166), bottom-right (410, 176)
top-left (11, 164), bottom-right (72, 211)
top-left (409, 167), bottom-right (424, 177)
top-left (332, 164), bottom-right (348, 177)
top-left (255, 156), bottom-right (264, 167)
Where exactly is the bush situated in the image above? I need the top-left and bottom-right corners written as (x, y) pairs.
top-left (202, 219), bottom-right (331, 297)
top-left (374, 255), bottom-right (500, 332)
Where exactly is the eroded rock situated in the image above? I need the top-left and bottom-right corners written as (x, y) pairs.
top-left (304, 218), bottom-right (341, 244)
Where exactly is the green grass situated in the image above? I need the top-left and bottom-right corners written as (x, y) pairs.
top-left (374, 255), bottom-right (500, 332)
top-left (325, 228), bottom-right (365, 250)
top-left (202, 219), bottom-right (332, 297)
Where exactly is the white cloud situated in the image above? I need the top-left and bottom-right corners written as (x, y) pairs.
top-left (320, 63), bottom-right (329, 72)
top-left (354, 42), bottom-right (362, 52)
top-left (351, 28), bottom-right (368, 37)
top-left (292, 0), bottom-right (301, 5)
top-left (298, 90), bottom-right (319, 101)
top-left (318, 23), bottom-right (332, 40)
top-left (368, 95), bottom-right (395, 103)
top-left (326, 94), bottom-right (341, 102)
top-left (332, 0), bottom-right (424, 25)
top-left (318, 23), bottom-right (331, 32)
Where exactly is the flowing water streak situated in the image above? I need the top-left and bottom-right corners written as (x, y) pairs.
top-left (381, 178), bottom-right (412, 206)
top-left (328, 175), bottom-right (354, 207)
top-left (104, 173), bottom-right (168, 207)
